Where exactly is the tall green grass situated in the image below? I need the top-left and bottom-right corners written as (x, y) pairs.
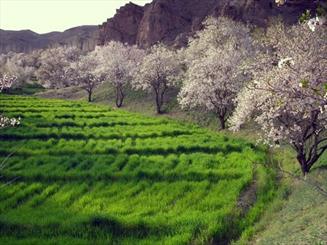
top-left (0, 95), bottom-right (277, 244)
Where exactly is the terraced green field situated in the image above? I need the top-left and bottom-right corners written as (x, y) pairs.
top-left (0, 95), bottom-right (276, 244)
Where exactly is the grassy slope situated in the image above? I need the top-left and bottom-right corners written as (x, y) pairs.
top-left (0, 95), bottom-right (278, 244)
top-left (252, 171), bottom-right (327, 245)
top-left (7, 82), bottom-right (45, 96)
top-left (37, 84), bottom-right (327, 244)
top-left (38, 83), bottom-right (220, 130)
top-left (236, 149), bottom-right (327, 245)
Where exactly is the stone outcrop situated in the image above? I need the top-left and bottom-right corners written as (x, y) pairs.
top-left (98, 3), bottom-right (144, 45)
top-left (0, 0), bottom-right (318, 53)
top-left (0, 26), bottom-right (98, 54)
top-left (99, 0), bottom-right (318, 48)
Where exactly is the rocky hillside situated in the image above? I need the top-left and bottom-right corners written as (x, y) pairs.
top-left (0, 25), bottom-right (98, 54)
top-left (98, 0), bottom-right (316, 48)
top-left (0, 0), bottom-right (317, 53)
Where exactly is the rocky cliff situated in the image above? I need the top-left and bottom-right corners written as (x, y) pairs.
top-left (0, 26), bottom-right (98, 54)
top-left (0, 0), bottom-right (317, 53)
top-left (99, 0), bottom-right (317, 48)
top-left (98, 3), bottom-right (144, 45)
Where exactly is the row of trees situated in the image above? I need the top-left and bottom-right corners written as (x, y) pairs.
top-left (0, 41), bottom-right (180, 113)
top-left (0, 16), bottom-right (325, 175)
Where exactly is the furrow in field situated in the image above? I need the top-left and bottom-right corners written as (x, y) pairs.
top-left (0, 183), bottom-right (44, 212)
top-left (0, 217), bottom-right (176, 241)
top-left (26, 184), bottom-right (61, 207)
top-left (32, 121), bottom-right (167, 128)
top-left (0, 145), bottom-right (243, 157)
top-left (0, 127), bottom-right (197, 141)
top-left (0, 182), bottom-right (28, 202)
top-left (1, 108), bottom-right (110, 113)
top-left (0, 169), bottom-right (247, 184)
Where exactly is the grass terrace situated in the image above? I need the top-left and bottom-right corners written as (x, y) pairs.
top-left (0, 95), bottom-right (277, 244)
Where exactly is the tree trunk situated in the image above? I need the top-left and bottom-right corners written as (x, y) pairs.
top-left (88, 90), bottom-right (92, 102)
top-left (153, 81), bottom-right (167, 114)
top-left (218, 115), bottom-right (226, 130)
top-left (297, 154), bottom-right (310, 177)
top-left (154, 87), bottom-right (164, 114)
top-left (115, 86), bottom-right (124, 108)
top-left (155, 92), bottom-right (162, 114)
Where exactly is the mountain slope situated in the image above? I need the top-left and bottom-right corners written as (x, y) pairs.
top-left (0, 25), bottom-right (98, 54)
top-left (99, 0), bottom-right (316, 48)
top-left (1, 0), bottom-right (317, 53)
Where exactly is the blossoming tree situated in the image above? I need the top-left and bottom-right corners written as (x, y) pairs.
top-left (230, 21), bottom-right (327, 176)
top-left (178, 17), bottom-right (254, 129)
top-left (2, 51), bottom-right (41, 86)
top-left (66, 51), bottom-right (102, 102)
top-left (37, 47), bottom-right (81, 88)
top-left (94, 41), bottom-right (145, 107)
top-left (133, 44), bottom-right (182, 114)
top-left (0, 73), bottom-right (20, 128)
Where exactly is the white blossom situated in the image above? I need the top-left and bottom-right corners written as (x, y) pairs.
top-left (0, 73), bottom-right (16, 92)
top-left (94, 42), bottom-right (145, 107)
top-left (0, 73), bottom-right (20, 128)
top-left (65, 51), bottom-right (103, 102)
top-left (37, 46), bottom-right (81, 88)
top-left (230, 21), bottom-right (327, 175)
top-left (0, 116), bottom-right (20, 128)
top-left (132, 44), bottom-right (182, 114)
top-left (307, 16), bottom-right (326, 32)
top-left (179, 17), bottom-right (255, 129)
top-left (2, 51), bottom-right (41, 86)
top-left (275, 0), bottom-right (286, 6)
top-left (278, 57), bottom-right (294, 68)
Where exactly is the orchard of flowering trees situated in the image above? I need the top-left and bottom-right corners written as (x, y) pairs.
top-left (0, 15), bottom-right (325, 175)
top-left (0, 50), bottom-right (41, 88)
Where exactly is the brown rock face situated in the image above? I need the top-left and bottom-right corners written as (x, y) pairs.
top-left (99, 0), bottom-right (317, 48)
top-left (0, 0), bottom-right (316, 54)
top-left (98, 3), bottom-right (144, 45)
top-left (137, 0), bottom-right (220, 47)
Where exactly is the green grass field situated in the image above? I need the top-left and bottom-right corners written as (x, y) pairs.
top-left (0, 95), bottom-right (277, 244)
